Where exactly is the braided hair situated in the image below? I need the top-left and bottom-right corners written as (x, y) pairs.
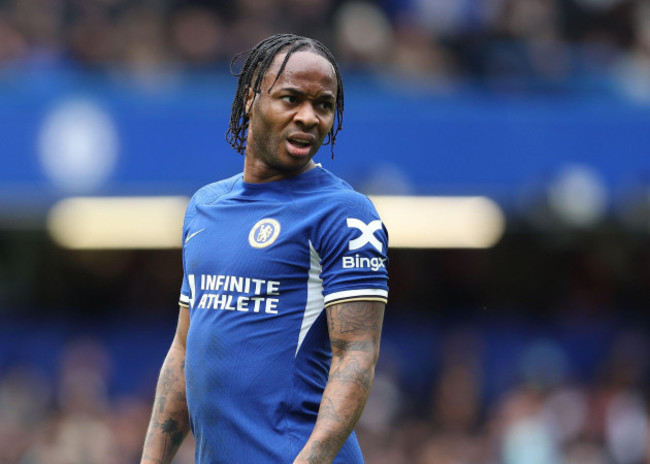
top-left (226, 33), bottom-right (344, 158)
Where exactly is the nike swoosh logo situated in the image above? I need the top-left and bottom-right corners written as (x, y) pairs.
top-left (185, 228), bottom-right (206, 244)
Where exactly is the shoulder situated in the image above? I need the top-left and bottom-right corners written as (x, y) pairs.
top-left (191, 173), bottom-right (242, 206)
top-left (302, 169), bottom-right (386, 246)
top-left (309, 167), bottom-right (377, 212)
top-left (183, 173), bottom-right (242, 226)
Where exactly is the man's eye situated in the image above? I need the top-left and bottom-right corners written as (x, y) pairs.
top-left (281, 95), bottom-right (297, 103)
top-left (320, 101), bottom-right (334, 110)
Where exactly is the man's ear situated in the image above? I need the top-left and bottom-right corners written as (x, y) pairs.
top-left (244, 87), bottom-right (256, 118)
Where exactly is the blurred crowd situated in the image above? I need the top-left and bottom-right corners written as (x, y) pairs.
top-left (0, 0), bottom-right (649, 96)
top-left (1, 321), bottom-right (649, 464)
top-left (360, 325), bottom-right (650, 464)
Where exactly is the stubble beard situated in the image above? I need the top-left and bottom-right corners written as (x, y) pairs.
top-left (251, 125), bottom-right (318, 174)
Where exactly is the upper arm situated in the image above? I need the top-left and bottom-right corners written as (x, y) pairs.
top-left (326, 300), bottom-right (385, 362)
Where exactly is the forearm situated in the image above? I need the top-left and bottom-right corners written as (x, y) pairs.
top-left (294, 348), bottom-right (377, 463)
top-left (141, 344), bottom-right (190, 464)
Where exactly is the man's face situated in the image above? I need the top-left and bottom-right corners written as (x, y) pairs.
top-left (245, 50), bottom-right (337, 181)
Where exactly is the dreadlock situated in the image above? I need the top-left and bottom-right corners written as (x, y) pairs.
top-left (226, 33), bottom-right (344, 158)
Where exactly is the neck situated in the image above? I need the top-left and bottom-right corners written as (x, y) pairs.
top-left (242, 157), bottom-right (316, 183)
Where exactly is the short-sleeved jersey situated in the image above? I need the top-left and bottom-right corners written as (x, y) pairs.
top-left (178, 166), bottom-right (388, 463)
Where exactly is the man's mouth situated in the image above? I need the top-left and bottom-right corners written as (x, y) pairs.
top-left (288, 137), bottom-right (312, 148)
top-left (286, 134), bottom-right (316, 157)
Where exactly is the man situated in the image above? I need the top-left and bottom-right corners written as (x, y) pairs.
top-left (141, 34), bottom-right (388, 464)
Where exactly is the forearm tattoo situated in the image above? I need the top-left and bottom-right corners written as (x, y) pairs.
top-left (142, 349), bottom-right (189, 464)
top-left (294, 301), bottom-right (384, 463)
top-left (329, 356), bottom-right (373, 393)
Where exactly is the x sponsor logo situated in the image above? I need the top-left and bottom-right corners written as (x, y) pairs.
top-left (346, 218), bottom-right (383, 252)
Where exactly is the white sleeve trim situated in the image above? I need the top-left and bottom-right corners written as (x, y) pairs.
top-left (179, 293), bottom-right (190, 304)
top-left (323, 288), bottom-right (388, 305)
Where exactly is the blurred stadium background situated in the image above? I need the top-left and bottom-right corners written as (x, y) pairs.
top-left (2, 0), bottom-right (650, 463)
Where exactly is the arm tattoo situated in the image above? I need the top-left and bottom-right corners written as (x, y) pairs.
top-left (161, 419), bottom-right (185, 460)
top-left (305, 440), bottom-right (337, 464)
top-left (294, 301), bottom-right (384, 463)
top-left (329, 356), bottom-right (372, 392)
top-left (319, 397), bottom-right (342, 422)
top-left (329, 338), bottom-right (374, 353)
top-left (141, 343), bottom-right (189, 464)
top-left (328, 301), bottom-right (381, 335)
top-left (154, 396), bottom-right (167, 415)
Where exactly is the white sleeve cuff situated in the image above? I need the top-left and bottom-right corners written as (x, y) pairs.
top-left (323, 288), bottom-right (388, 306)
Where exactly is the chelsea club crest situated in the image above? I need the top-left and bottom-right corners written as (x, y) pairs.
top-left (249, 218), bottom-right (281, 249)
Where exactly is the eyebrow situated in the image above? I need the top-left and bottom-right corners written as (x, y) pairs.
top-left (278, 87), bottom-right (336, 101)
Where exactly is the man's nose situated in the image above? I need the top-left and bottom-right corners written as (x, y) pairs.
top-left (294, 102), bottom-right (318, 127)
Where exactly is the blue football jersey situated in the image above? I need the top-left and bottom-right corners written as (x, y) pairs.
top-left (178, 166), bottom-right (389, 463)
